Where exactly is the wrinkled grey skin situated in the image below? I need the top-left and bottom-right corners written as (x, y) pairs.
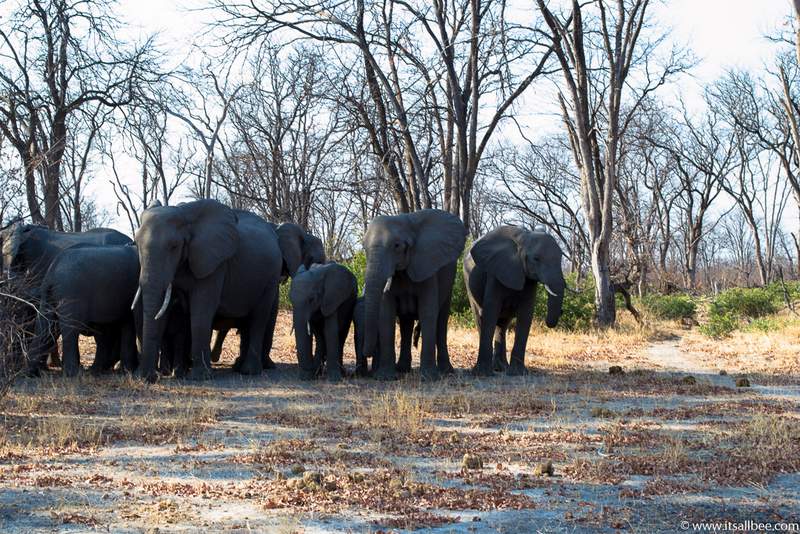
top-left (353, 297), bottom-right (420, 376)
top-left (289, 263), bottom-right (356, 382)
top-left (1, 223), bottom-right (131, 280)
top-left (210, 222), bottom-right (326, 367)
top-left (1, 223), bottom-right (131, 368)
top-left (361, 209), bottom-right (467, 381)
top-left (30, 244), bottom-right (139, 377)
top-left (135, 200), bottom-right (282, 382)
top-left (464, 226), bottom-right (566, 376)
top-left (133, 285), bottom-right (191, 377)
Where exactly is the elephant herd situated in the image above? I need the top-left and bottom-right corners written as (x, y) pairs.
top-left (0, 200), bottom-right (567, 382)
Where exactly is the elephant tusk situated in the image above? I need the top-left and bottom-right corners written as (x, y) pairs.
top-left (306, 321), bottom-right (312, 336)
top-left (154, 283), bottom-right (172, 321)
top-left (383, 276), bottom-right (393, 293)
top-left (130, 286), bottom-right (142, 311)
top-left (544, 284), bottom-right (558, 297)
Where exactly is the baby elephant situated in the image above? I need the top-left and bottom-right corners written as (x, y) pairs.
top-left (31, 244), bottom-right (139, 377)
top-left (289, 263), bottom-right (357, 381)
top-left (464, 226), bottom-right (565, 376)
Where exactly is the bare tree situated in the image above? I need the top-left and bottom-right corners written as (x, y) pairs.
top-left (0, 0), bottom-right (158, 228)
top-left (536, 0), bottom-right (690, 325)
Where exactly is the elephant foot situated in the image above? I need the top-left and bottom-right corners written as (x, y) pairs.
top-left (419, 366), bottom-right (441, 382)
top-left (506, 364), bottom-right (527, 377)
top-left (137, 368), bottom-right (159, 384)
top-left (63, 364), bottom-right (82, 378)
top-left (188, 366), bottom-right (213, 381)
top-left (236, 358), bottom-right (262, 376)
top-left (396, 358), bottom-right (412, 374)
top-left (493, 358), bottom-right (509, 372)
top-left (472, 362), bottom-right (494, 377)
top-left (262, 355), bottom-right (276, 370)
top-left (173, 365), bottom-right (189, 379)
top-left (25, 365), bottom-right (42, 378)
top-left (88, 364), bottom-right (105, 377)
top-left (232, 357), bottom-right (243, 372)
top-left (438, 361), bottom-right (455, 375)
top-left (298, 368), bottom-right (317, 381)
top-left (373, 366), bottom-right (397, 381)
top-left (327, 370), bottom-right (343, 383)
top-left (354, 364), bottom-right (370, 378)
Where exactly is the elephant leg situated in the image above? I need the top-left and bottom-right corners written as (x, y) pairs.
top-left (436, 299), bottom-right (455, 375)
top-left (312, 324), bottom-right (325, 377)
top-left (61, 327), bottom-right (82, 378)
top-left (397, 316), bottom-right (413, 373)
top-left (492, 321), bottom-right (509, 372)
top-left (324, 315), bottom-right (342, 382)
top-left (210, 328), bottom-right (228, 363)
top-left (261, 296), bottom-right (279, 370)
top-left (120, 321), bottom-right (138, 373)
top-left (508, 288), bottom-right (535, 376)
top-left (89, 328), bottom-right (115, 375)
top-left (373, 294), bottom-right (397, 381)
top-left (474, 282), bottom-right (501, 376)
top-left (187, 282), bottom-right (222, 381)
top-left (160, 332), bottom-right (176, 376)
top-left (417, 281), bottom-right (440, 381)
top-left (174, 325), bottom-right (191, 378)
top-left (238, 310), bottom-right (270, 376)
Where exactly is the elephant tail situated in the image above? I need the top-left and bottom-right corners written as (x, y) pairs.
top-left (413, 321), bottom-right (421, 349)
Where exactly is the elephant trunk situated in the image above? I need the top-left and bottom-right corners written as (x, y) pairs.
top-left (293, 310), bottom-right (314, 378)
top-left (544, 277), bottom-right (566, 328)
top-left (362, 249), bottom-right (392, 360)
top-left (139, 279), bottom-right (170, 382)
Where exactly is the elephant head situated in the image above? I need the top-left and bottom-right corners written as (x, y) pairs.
top-left (275, 223), bottom-right (326, 278)
top-left (471, 225), bottom-right (565, 328)
top-left (361, 209), bottom-right (466, 359)
top-left (133, 199), bottom-right (239, 381)
top-left (289, 263), bottom-right (356, 377)
top-left (1, 222), bottom-right (26, 276)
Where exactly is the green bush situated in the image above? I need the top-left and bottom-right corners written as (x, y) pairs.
top-left (698, 304), bottom-right (739, 338)
top-left (642, 294), bottom-right (696, 320)
top-left (532, 272), bottom-right (595, 331)
top-left (713, 287), bottom-right (777, 319)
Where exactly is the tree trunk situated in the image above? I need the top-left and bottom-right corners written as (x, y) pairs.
top-left (591, 241), bottom-right (616, 327)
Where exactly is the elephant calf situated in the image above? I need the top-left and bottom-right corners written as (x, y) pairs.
top-left (31, 244), bottom-right (139, 377)
top-left (464, 226), bottom-right (566, 376)
top-left (289, 263), bottom-right (357, 381)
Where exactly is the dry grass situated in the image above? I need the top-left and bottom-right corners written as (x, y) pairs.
top-left (0, 311), bottom-right (798, 532)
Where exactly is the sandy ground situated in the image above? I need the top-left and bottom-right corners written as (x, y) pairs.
top-left (1, 312), bottom-right (799, 533)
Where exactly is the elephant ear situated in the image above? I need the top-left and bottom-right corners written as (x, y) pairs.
top-left (185, 200), bottom-right (240, 279)
top-left (471, 227), bottom-right (525, 291)
top-left (406, 209), bottom-right (467, 282)
top-left (303, 233), bottom-right (326, 267)
top-left (321, 265), bottom-right (356, 316)
top-left (276, 223), bottom-right (303, 277)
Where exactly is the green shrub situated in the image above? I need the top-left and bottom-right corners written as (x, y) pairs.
top-left (642, 294), bottom-right (696, 320)
top-left (532, 272), bottom-right (595, 331)
top-left (698, 304), bottom-right (739, 338)
top-left (745, 316), bottom-right (782, 333)
top-left (713, 287), bottom-right (777, 319)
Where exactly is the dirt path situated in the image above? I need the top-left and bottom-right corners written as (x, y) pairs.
top-left (644, 336), bottom-right (800, 401)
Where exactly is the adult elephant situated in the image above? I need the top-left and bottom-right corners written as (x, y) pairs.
top-left (134, 200), bottom-right (282, 382)
top-left (209, 222), bottom-right (326, 366)
top-left (1, 223), bottom-right (131, 368)
top-left (30, 244), bottom-right (139, 377)
top-left (289, 263), bottom-right (357, 381)
top-left (463, 226), bottom-right (566, 376)
top-left (1, 223), bottom-right (131, 279)
top-left (362, 209), bottom-right (467, 381)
